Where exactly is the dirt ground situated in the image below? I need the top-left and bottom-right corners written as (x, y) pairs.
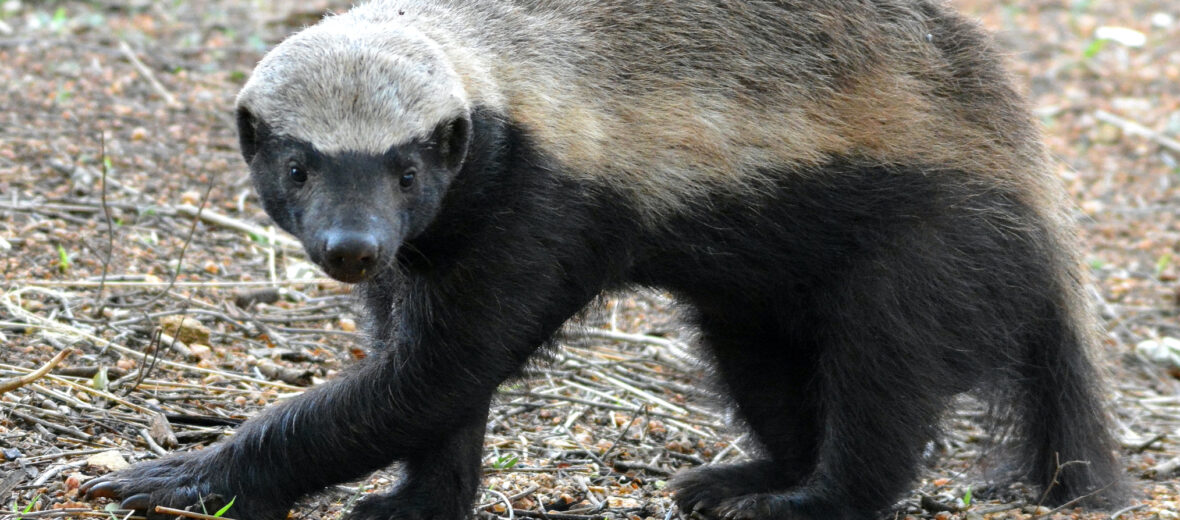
top-left (1, 1), bottom-right (1178, 519)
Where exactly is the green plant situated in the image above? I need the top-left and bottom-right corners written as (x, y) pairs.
top-left (54, 87), bottom-right (73, 104)
top-left (197, 495), bottom-right (237, 517)
top-left (343, 485), bottom-right (369, 511)
top-left (1082, 38), bottom-right (1107, 60)
top-left (91, 366), bottom-right (109, 390)
top-left (56, 244), bottom-right (71, 273)
top-left (492, 453), bottom-right (519, 470)
top-left (1157, 252), bottom-right (1173, 278)
top-left (50, 6), bottom-right (68, 30)
top-left (135, 231), bottom-right (159, 246)
top-left (12, 494), bottom-right (41, 520)
top-left (248, 232), bottom-right (272, 246)
top-left (213, 496), bottom-right (236, 517)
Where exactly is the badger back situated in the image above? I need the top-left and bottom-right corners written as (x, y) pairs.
top-left (243, 0), bottom-right (1057, 217)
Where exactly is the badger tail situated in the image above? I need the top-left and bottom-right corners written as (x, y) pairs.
top-left (1011, 274), bottom-right (1127, 508)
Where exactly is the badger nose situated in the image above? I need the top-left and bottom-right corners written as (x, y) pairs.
top-left (321, 230), bottom-right (380, 282)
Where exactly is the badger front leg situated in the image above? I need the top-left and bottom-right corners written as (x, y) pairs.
top-left (84, 257), bottom-right (599, 520)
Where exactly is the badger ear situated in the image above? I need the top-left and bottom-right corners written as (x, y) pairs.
top-left (434, 114), bottom-right (471, 172)
top-left (236, 106), bottom-right (264, 164)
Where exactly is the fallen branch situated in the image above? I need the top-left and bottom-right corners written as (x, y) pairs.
top-left (16, 279), bottom-right (331, 288)
top-left (119, 40), bottom-right (180, 108)
top-left (482, 489), bottom-right (515, 520)
top-left (175, 203), bottom-right (302, 249)
top-left (477, 485), bottom-right (541, 510)
top-left (1, 287), bottom-right (302, 391)
top-left (1147, 455), bottom-right (1180, 480)
top-left (1110, 503), bottom-right (1148, 520)
top-left (563, 327), bottom-right (697, 372)
top-left (587, 369), bottom-right (687, 415)
top-left (0, 198), bottom-right (303, 251)
top-left (154, 505), bottom-right (236, 520)
top-left (497, 390), bottom-right (719, 428)
top-left (0, 349), bottom-right (72, 394)
top-left (1094, 109), bottom-right (1180, 155)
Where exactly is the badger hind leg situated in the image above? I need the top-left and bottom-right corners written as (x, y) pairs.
top-left (671, 461), bottom-right (808, 516)
top-left (345, 419), bottom-right (487, 520)
top-left (674, 290), bottom-right (959, 519)
top-left (671, 312), bottom-right (863, 518)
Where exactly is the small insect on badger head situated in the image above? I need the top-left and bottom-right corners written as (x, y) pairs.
top-left (234, 22), bottom-right (471, 283)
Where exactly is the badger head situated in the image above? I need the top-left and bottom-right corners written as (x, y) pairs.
top-left (235, 21), bottom-right (471, 283)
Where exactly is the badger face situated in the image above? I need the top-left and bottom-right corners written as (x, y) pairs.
top-left (234, 24), bottom-right (472, 283)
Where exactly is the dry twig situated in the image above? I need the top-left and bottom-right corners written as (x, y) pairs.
top-left (175, 203), bottom-right (302, 249)
top-left (0, 349), bottom-right (72, 394)
top-left (154, 505), bottom-right (237, 520)
top-left (118, 40), bottom-right (180, 108)
top-left (1094, 109), bottom-right (1180, 154)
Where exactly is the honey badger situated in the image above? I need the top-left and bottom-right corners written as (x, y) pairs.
top-left (83, 0), bottom-right (1127, 518)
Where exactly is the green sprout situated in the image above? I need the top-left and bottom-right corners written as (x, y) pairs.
top-left (213, 496), bottom-right (236, 517)
top-left (50, 7), bottom-right (67, 30)
top-left (492, 454), bottom-right (519, 470)
top-left (91, 366), bottom-right (109, 390)
top-left (13, 494), bottom-right (41, 520)
top-left (56, 244), bottom-right (71, 273)
top-left (1082, 38), bottom-right (1107, 60)
top-left (1157, 252), bottom-right (1173, 278)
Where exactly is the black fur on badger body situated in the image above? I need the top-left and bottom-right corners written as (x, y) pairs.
top-left (83, 1), bottom-right (1126, 518)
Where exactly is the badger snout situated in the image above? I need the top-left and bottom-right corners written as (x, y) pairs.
top-left (317, 229), bottom-right (381, 283)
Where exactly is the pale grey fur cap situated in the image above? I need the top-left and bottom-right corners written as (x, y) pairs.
top-left (236, 15), bottom-right (469, 154)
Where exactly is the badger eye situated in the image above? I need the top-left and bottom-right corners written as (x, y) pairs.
top-left (289, 165), bottom-right (308, 183)
top-left (399, 169), bottom-right (416, 189)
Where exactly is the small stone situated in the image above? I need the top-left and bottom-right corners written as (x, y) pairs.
top-left (189, 344), bottom-right (213, 360)
top-left (1023, 505), bottom-right (1051, 515)
top-left (1081, 199), bottom-right (1105, 215)
top-left (64, 473), bottom-right (85, 490)
top-left (180, 190), bottom-right (202, 206)
top-left (1094, 26), bottom-right (1146, 47)
top-left (607, 497), bottom-right (641, 508)
top-left (86, 450), bottom-right (130, 472)
top-left (1093, 122), bottom-right (1122, 144)
top-left (158, 315), bottom-right (211, 345)
top-left (203, 260), bottom-right (220, 274)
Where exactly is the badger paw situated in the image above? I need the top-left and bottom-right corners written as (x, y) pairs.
top-left (345, 485), bottom-right (469, 520)
top-left (81, 449), bottom-right (290, 520)
top-left (685, 490), bottom-right (858, 520)
top-left (670, 460), bottom-right (802, 515)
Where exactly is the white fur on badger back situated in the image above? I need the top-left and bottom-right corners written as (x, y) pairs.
top-left (238, 0), bottom-right (1057, 217)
